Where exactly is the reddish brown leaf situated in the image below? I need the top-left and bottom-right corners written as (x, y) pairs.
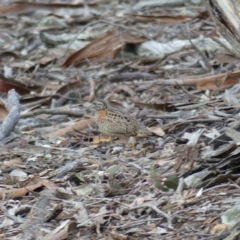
top-left (0, 180), bottom-right (55, 199)
top-left (0, 1), bottom-right (97, 15)
top-left (196, 70), bottom-right (240, 90)
top-left (0, 73), bottom-right (31, 94)
top-left (133, 14), bottom-right (191, 25)
top-left (0, 102), bottom-right (8, 120)
top-left (62, 30), bottom-right (146, 67)
top-left (132, 10), bottom-right (208, 24)
top-left (47, 118), bottom-right (95, 138)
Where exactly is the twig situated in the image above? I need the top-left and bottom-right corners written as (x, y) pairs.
top-left (55, 158), bottom-right (89, 178)
top-left (176, 177), bottom-right (185, 195)
top-left (84, 196), bottom-right (173, 228)
top-left (174, 81), bottom-right (198, 100)
top-left (213, 37), bottom-right (240, 59)
top-left (185, 23), bottom-right (212, 70)
top-left (172, 177), bottom-right (185, 203)
top-left (89, 78), bottom-right (95, 102)
top-left (114, 217), bottom-right (164, 230)
top-left (21, 108), bottom-right (84, 118)
top-left (130, 204), bottom-right (173, 229)
top-left (108, 72), bottom-right (158, 82)
top-left (0, 89), bottom-right (20, 141)
top-left (52, 91), bottom-right (82, 108)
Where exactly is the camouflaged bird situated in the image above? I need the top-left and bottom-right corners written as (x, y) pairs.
top-left (92, 100), bottom-right (151, 141)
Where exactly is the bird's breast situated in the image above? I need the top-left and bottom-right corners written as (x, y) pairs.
top-left (95, 110), bottom-right (107, 124)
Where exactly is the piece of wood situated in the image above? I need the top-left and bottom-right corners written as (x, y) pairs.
top-left (205, 0), bottom-right (240, 57)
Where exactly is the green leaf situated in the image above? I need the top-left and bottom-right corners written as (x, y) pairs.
top-left (150, 165), bottom-right (167, 190)
top-left (74, 173), bottom-right (85, 182)
top-left (164, 175), bottom-right (179, 190)
top-left (108, 165), bottom-right (120, 175)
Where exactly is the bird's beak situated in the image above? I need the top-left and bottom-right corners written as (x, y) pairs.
top-left (85, 102), bottom-right (94, 110)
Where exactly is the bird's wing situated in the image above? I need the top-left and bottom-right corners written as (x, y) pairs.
top-left (106, 109), bottom-right (138, 135)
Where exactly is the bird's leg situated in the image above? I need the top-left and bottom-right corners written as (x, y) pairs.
top-left (104, 135), bottom-right (114, 143)
top-left (97, 135), bottom-right (114, 143)
top-left (109, 136), bottom-right (114, 143)
top-left (126, 136), bottom-right (136, 148)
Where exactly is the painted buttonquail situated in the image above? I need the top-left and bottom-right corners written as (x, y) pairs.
top-left (92, 100), bottom-right (151, 142)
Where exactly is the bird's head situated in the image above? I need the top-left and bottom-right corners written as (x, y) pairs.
top-left (92, 100), bottom-right (108, 110)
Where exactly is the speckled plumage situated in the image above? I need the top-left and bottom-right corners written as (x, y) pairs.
top-left (92, 100), bottom-right (151, 138)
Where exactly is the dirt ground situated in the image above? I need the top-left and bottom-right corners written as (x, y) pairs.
top-left (1, 0), bottom-right (240, 239)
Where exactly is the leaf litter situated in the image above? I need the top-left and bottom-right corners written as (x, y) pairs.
top-left (1, 0), bottom-right (240, 239)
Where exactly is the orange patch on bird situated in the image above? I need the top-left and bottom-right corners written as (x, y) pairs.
top-left (97, 110), bottom-right (107, 123)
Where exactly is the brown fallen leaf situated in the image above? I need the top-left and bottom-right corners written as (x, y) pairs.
top-left (0, 180), bottom-right (53, 199)
top-left (63, 30), bottom-right (146, 67)
top-left (148, 126), bottom-right (165, 136)
top-left (47, 118), bottom-right (95, 138)
top-left (39, 56), bottom-right (54, 66)
top-left (214, 54), bottom-right (240, 64)
top-left (1, 159), bottom-right (23, 169)
top-left (196, 70), bottom-right (240, 90)
top-left (211, 223), bottom-right (231, 234)
top-left (0, 102), bottom-right (8, 120)
top-left (0, 1), bottom-right (97, 15)
top-left (0, 73), bottom-right (31, 94)
top-left (133, 10), bottom-right (208, 24)
top-left (133, 14), bottom-right (191, 25)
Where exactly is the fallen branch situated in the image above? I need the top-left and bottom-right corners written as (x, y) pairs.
top-left (0, 89), bottom-right (20, 141)
top-left (55, 158), bottom-right (89, 178)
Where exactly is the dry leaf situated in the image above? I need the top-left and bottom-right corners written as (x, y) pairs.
top-left (1, 159), bottom-right (23, 169)
top-left (0, 1), bottom-right (97, 15)
top-left (63, 30), bottom-right (146, 67)
top-left (196, 70), bottom-right (240, 90)
top-left (0, 73), bottom-right (31, 94)
top-left (148, 126), bottom-right (165, 136)
top-left (211, 224), bottom-right (231, 234)
top-left (47, 118), bottom-right (95, 138)
top-left (0, 102), bottom-right (8, 120)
